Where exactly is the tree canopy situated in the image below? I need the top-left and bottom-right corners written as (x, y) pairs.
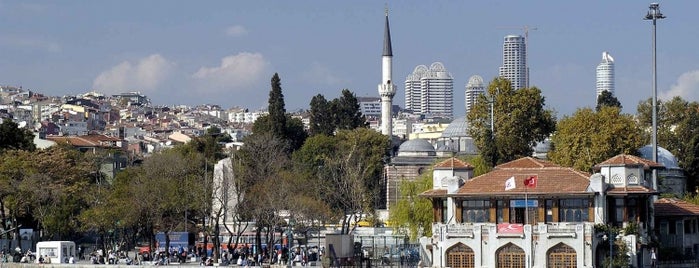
top-left (308, 89), bottom-right (367, 137)
top-left (637, 97), bottom-right (699, 190)
top-left (467, 77), bottom-right (556, 166)
top-left (0, 119), bottom-right (36, 153)
top-left (548, 107), bottom-right (645, 172)
top-left (596, 90), bottom-right (622, 112)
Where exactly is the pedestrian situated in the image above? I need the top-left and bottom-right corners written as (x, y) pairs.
top-left (651, 248), bottom-right (657, 268)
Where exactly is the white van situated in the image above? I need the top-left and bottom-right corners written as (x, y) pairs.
top-left (36, 241), bottom-right (76, 264)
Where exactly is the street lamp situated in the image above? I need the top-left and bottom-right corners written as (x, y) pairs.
top-left (644, 2), bottom-right (665, 193)
top-left (602, 226), bottom-right (621, 268)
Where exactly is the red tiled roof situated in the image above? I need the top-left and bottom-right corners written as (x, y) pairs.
top-left (606, 186), bottom-right (656, 195)
top-left (434, 157), bottom-right (473, 169)
top-left (495, 157), bottom-right (560, 169)
top-left (46, 135), bottom-right (121, 148)
top-left (456, 157), bottom-right (592, 196)
top-left (419, 189), bottom-right (447, 197)
top-left (655, 198), bottom-right (699, 216)
top-left (594, 154), bottom-right (663, 171)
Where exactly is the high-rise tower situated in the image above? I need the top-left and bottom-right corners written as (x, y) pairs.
top-left (378, 9), bottom-right (396, 136)
top-left (465, 75), bottom-right (485, 116)
top-left (499, 35), bottom-right (528, 89)
top-left (404, 62), bottom-right (454, 119)
top-left (596, 51), bottom-right (615, 97)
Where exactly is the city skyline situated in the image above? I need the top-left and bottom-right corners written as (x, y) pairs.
top-left (1, 1), bottom-right (697, 117)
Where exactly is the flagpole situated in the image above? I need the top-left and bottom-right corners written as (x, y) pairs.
top-left (524, 177), bottom-right (528, 225)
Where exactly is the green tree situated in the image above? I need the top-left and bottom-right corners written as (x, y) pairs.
top-left (468, 77), bottom-right (556, 166)
top-left (637, 97), bottom-right (699, 190)
top-left (0, 118), bottom-right (35, 153)
top-left (388, 170), bottom-right (433, 241)
top-left (548, 107), bottom-right (645, 172)
top-left (269, 73), bottom-right (287, 139)
top-left (309, 94), bottom-right (334, 136)
top-left (331, 89), bottom-right (367, 130)
top-left (596, 90), bottom-right (622, 112)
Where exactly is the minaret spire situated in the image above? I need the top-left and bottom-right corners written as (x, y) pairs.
top-left (379, 7), bottom-right (396, 137)
top-left (383, 8), bottom-right (393, 57)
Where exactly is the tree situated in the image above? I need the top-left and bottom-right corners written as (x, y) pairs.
top-left (269, 73), bottom-right (287, 139)
top-left (331, 89), bottom-right (367, 130)
top-left (637, 97), bottom-right (699, 190)
top-left (309, 94), bottom-right (334, 136)
top-left (0, 118), bottom-right (35, 153)
top-left (467, 77), bottom-right (556, 166)
top-left (596, 90), bottom-right (622, 112)
top-left (548, 107), bottom-right (645, 172)
top-left (320, 128), bottom-right (389, 234)
top-left (388, 170), bottom-right (433, 242)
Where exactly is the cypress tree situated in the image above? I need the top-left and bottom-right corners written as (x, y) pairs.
top-left (268, 73), bottom-right (287, 139)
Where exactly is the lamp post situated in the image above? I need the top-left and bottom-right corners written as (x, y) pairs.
top-left (644, 2), bottom-right (665, 193)
top-left (603, 226), bottom-right (615, 268)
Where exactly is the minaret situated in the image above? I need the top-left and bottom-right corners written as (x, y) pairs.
top-left (378, 8), bottom-right (396, 137)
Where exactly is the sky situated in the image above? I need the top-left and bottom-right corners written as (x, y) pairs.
top-left (1, 0), bottom-right (698, 118)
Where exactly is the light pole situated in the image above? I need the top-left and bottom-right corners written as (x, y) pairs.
top-left (644, 2), bottom-right (665, 193)
top-left (603, 226), bottom-right (615, 268)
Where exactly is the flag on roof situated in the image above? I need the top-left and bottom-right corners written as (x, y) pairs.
top-left (525, 175), bottom-right (537, 188)
top-left (505, 176), bottom-right (516, 191)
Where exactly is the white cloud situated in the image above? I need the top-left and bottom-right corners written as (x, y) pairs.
top-left (192, 52), bottom-right (268, 92)
top-left (225, 25), bottom-right (248, 37)
top-left (660, 70), bottom-right (699, 101)
top-left (302, 62), bottom-right (348, 86)
top-left (92, 54), bottom-right (174, 95)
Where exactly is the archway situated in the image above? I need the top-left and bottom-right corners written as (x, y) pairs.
top-left (446, 243), bottom-right (474, 268)
top-left (496, 243), bottom-right (525, 268)
top-left (547, 243), bottom-right (577, 268)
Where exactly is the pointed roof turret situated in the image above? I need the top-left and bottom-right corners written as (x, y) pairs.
top-left (382, 9), bottom-right (393, 57)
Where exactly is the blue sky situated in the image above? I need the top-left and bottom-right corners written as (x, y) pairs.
top-left (1, 1), bottom-right (697, 118)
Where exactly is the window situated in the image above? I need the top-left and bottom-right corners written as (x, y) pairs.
top-left (627, 199), bottom-right (638, 221)
top-left (669, 220), bottom-right (676, 235)
top-left (441, 199), bottom-right (448, 223)
top-left (497, 200), bottom-right (505, 223)
top-left (686, 219), bottom-right (693, 234)
top-left (660, 221), bottom-right (669, 234)
top-left (545, 200), bottom-right (554, 223)
top-left (615, 199), bottom-right (625, 223)
top-left (461, 200), bottom-right (490, 223)
top-left (559, 199), bottom-right (589, 222)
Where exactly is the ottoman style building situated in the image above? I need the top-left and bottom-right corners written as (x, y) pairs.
top-left (419, 155), bottom-right (663, 268)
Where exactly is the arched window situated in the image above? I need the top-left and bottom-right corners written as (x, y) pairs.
top-left (547, 243), bottom-right (576, 268)
top-left (446, 243), bottom-right (474, 268)
top-left (496, 243), bottom-right (525, 268)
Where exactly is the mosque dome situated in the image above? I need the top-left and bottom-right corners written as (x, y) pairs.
top-left (639, 145), bottom-right (679, 168)
top-left (398, 139), bottom-right (436, 157)
top-left (441, 116), bottom-right (469, 138)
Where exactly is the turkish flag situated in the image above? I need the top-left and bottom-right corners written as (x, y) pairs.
top-left (525, 175), bottom-right (537, 188)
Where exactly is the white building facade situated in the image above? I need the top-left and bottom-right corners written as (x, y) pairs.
top-left (464, 75), bottom-right (485, 116)
top-left (596, 51), bottom-right (615, 97)
top-left (499, 35), bottom-right (528, 90)
top-left (405, 62), bottom-right (454, 119)
top-left (419, 155), bottom-right (662, 268)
